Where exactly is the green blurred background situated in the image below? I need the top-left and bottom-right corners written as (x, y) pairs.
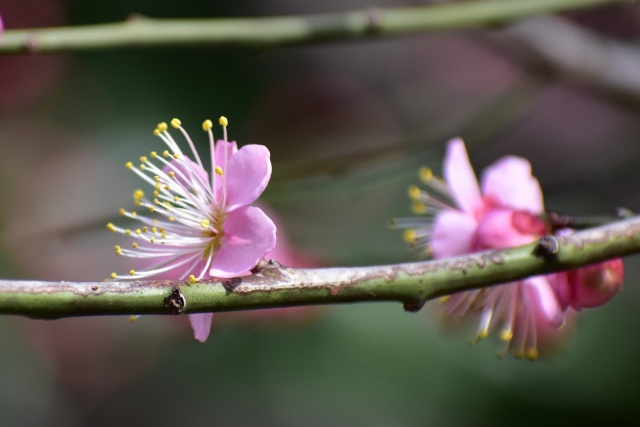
top-left (2, 1), bottom-right (640, 425)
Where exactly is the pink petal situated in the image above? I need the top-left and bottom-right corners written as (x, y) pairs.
top-left (209, 206), bottom-right (277, 277)
top-left (224, 145), bottom-right (272, 212)
top-left (431, 210), bottom-right (478, 259)
top-left (480, 156), bottom-right (544, 214)
top-left (163, 157), bottom-right (209, 190)
top-left (215, 139), bottom-right (238, 165)
top-left (523, 277), bottom-right (564, 327)
top-left (472, 209), bottom-right (539, 250)
top-left (443, 138), bottom-right (482, 214)
top-left (189, 313), bottom-right (213, 342)
top-left (214, 140), bottom-right (238, 200)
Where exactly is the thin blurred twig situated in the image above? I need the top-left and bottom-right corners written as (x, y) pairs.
top-left (1, 215), bottom-right (639, 319)
top-left (0, 0), bottom-right (627, 54)
top-left (506, 15), bottom-right (640, 102)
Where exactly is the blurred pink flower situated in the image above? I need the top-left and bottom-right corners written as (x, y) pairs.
top-left (109, 117), bottom-right (276, 342)
top-left (397, 138), bottom-right (621, 359)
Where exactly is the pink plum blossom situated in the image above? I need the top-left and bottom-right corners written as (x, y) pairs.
top-left (108, 117), bottom-right (276, 342)
top-left (396, 138), bottom-right (622, 359)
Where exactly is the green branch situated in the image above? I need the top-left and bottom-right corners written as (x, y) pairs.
top-left (1, 215), bottom-right (639, 319)
top-left (0, 0), bottom-right (627, 54)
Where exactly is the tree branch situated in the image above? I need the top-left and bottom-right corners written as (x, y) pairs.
top-left (0, 0), bottom-right (627, 54)
top-left (506, 15), bottom-right (640, 104)
top-left (1, 215), bottom-right (639, 319)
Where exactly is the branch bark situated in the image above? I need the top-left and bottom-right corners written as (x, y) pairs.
top-left (1, 215), bottom-right (639, 319)
top-left (0, 0), bottom-right (627, 54)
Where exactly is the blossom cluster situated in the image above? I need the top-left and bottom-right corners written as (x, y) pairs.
top-left (395, 138), bottom-right (623, 359)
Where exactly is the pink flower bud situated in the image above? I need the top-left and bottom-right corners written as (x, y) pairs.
top-left (557, 259), bottom-right (624, 310)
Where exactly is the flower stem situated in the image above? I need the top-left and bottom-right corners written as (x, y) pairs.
top-left (1, 215), bottom-right (639, 319)
top-left (0, 0), bottom-right (626, 55)
top-left (545, 208), bottom-right (634, 230)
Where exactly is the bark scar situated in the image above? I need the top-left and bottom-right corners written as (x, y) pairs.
top-left (163, 286), bottom-right (186, 314)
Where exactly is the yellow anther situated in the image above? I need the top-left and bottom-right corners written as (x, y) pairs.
top-left (131, 242), bottom-right (138, 248)
top-left (140, 156), bottom-right (148, 163)
top-left (172, 153), bottom-right (180, 159)
top-left (157, 122), bottom-right (168, 132)
top-left (411, 201), bottom-right (427, 215)
top-left (110, 272), bottom-right (117, 279)
top-left (168, 217), bottom-right (175, 222)
top-left (408, 185), bottom-right (421, 201)
top-left (107, 223), bottom-right (116, 232)
top-left (118, 208), bottom-right (126, 216)
top-left (219, 116), bottom-right (228, 127)
top-left (201, 219), bottom-right (211, 229)
top-left (215, 166), bottom-right (223, 176)
top-left (189, 274), bottom-right (197, 284)
top-left (163, 150), bottom-right (170, 157)
top-left (419, 167), bottom-right (433, 183)
top-left (129, 269), bottom-right (136, 276)
top-left (125, 229), bottom-right (132, 235)
top-left (526, 348), bottom-right (539, 361)
top-left (499, 329), bottom-right (513, 341)
top-left (135, 229), bottom-right (142, 235)
top-left (151, 151), bottom-right (157, 158)
top-left (202, 120), bottom-right (213, 131)
top-left (133, 189), bottom-right (144, 200)
top-left (403, 229), bottom-right (417, 243)
top-left (169, 171), bottom-right (175, 178)
top-left (171, 118), bottom-right (181, 128)
top-left (125, 161), bottom-right (133, 169)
